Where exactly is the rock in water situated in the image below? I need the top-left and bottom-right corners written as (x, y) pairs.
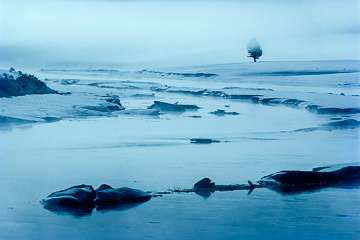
top-left (148, 101), bottom-right (199, 112)
top-left (41, 184), bottom-right (151, 216)
top-left (41, 185), bottom-right (96, 216)
top-left (95, 184), bottom-right (151, 203)
top-left (190, 138), bottom-right (221, 144)
top-left (194, 178), bottom-right (216, 189)
top-left (193, 178), bottom-right (216, 198)
top-left (209, 109), bottom-right (239, 116)
top-left (258, 166), bottom-right (360, 194)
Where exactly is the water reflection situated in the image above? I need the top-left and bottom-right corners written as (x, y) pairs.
top-left (267, 181), bottom-right (360, 195)
top-left (192, 179), bottom-right (360, 198)
top-left (43, 203), bottom-right (94, 217)
top-left (43, 198), bottom-right (151, 217)
top-left (96, 198), bottom-right (151, 212)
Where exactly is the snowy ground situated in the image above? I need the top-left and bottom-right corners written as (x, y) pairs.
top-left (0, 61), bottom-right (359, 240)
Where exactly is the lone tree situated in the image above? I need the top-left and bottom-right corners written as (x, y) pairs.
top-left (247, 38), bottom-right (262, 62)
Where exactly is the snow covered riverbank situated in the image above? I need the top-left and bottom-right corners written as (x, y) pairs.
top-left (1, 61), bottom-right (360, 131)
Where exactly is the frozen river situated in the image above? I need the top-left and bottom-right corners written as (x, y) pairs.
top-left (0, 61), bottom-right (359, 239)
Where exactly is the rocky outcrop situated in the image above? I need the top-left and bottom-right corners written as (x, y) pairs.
top-left (41, 184), bottom-right (151, 216)
top-left (0, 71), bottom-right (58, 97)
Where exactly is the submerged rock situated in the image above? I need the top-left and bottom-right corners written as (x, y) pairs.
top-left (139, 69), bottom-right (218, 78)
top-left (209, 109), bottom-right (239, 116)
top-left (188, 115), bottom-right (202, 118)
top-left (83, 103), bottom-right (124, 113)
top-left (190, 138), bottom-right (221, 144)
top-left (315, 107), bottom-right (360, 114)
top-left (120, 109), bottom-right (160, 116)
top-left (294, 119), bottom-right (360, 132)
top-left (148, 101), bottom-right (199, 112)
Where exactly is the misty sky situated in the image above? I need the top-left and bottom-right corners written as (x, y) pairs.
top-left (0, 0), bottom-right (359, 68)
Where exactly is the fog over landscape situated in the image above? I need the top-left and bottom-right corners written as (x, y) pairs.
top-left (0, 1), bottom-right (360, 240)
top-left (0, 0), bottom-right (359, 68)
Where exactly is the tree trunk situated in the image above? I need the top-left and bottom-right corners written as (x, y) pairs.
top-left (253, 58), bottom-right (256, 62)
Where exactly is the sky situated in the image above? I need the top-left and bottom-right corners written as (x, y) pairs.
top-left (0, 0), bottom-right (359, 68)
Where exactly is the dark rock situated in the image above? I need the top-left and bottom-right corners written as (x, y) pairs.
top-left (95, 185), bottom-right (151, 203)
top-left (193, 178), bottom-right (216, 198)
top-left (188, 115), bottom-right (202, 118)
top-left (0, 72), bottom-right (58, 97)
top-left (106, 105), bottom-right (123, 111)
top-left (259, 166), bottom-right (360, 186)
top-left (105, 96), bottom-right (122, 106)
top-left (261, 98), bottom-right (281, 104)
top-left (41, 185), bottom-right (96, 216)
top-left (209, 109), bottom-right (239, 116)
top-left (329, 117), bottom-right (343, 121)
top-left (315, 107), bottom-right (360, 114)
top-left (42, 184), bottom-right (96, 205)
top-left (226, 94), bottom-right (263, 101)
top-left (83, 104), bottom-right (125, 112)
top-left (148, 101), bottom-right (199, 112)
top-left (41, 184), bottom-right (151, 216)
top-left (194, 178), bottom-right (215, 189)
top-left (167, 72), bottom-right (218, 78)
top-left (190, 138), bottom-right (220, 144)
top-left (258, 166), bottom-right (360, 194)
top-left (105, 95), bottom-right (125, 110)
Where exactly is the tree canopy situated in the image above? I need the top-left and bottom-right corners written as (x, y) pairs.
top-left (247, 38), bottom-right (262, 62)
